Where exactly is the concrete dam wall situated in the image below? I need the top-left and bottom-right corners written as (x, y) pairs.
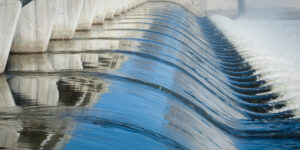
top-left (1, 0), bottom-right (300, 74)
top-left (0, 0), bottom-right (146, 73)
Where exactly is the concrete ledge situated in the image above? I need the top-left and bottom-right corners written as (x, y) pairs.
top-left (11, 0), bottom-right (60, 53)
top-left (76, 0), bottom-right (98, 30)
top-left (51, 0), bottom-right (84, 40)
top-left (0, 0), bottom-right (21, 73)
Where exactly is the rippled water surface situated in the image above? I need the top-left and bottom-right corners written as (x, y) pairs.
top-left (1, 2), bottom-right (300, 150)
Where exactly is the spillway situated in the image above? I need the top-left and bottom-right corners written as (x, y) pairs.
top-left (0, 1), bottom-right (300, 149)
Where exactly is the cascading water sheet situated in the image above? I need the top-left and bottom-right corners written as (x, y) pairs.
top-left (0, 1), bottom-right (299, 150)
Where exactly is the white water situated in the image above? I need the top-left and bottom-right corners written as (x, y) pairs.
top-left (210, 15), bottom-right (300, 117)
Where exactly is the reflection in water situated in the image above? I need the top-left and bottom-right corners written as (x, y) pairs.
top-left (7, 54), bottom-right (53, 72)
top-left (9, 77), bottom-right (59, 106)
top-left (2, 35), bottom-right (124, 149)
top-left (1, 1), bottom-right (300, 150)
top-left (49, 54), bottom-right (83, 70)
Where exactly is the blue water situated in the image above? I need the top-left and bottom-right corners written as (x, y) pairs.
top-left (0, 1), bottom-right (300, 150)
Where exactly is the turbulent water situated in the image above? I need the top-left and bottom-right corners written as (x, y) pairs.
top-left (1, 1), bottom-right (300, 149)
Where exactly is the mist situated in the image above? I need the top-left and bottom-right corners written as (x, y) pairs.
top-left (238, 0), bottom-right (300, 19)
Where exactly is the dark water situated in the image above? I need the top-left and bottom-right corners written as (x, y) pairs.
top-left (1, 2), bottom-right (300, 150)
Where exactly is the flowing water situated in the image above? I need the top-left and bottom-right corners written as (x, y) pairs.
top-left (1, 1), bottom-right (300, 150)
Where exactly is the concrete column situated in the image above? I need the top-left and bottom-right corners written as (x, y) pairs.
top-left (105, 0), bottom-right (117, 19)
top-left (11, 0), bottom-right (61, 53)
top-left (0, 0), bottom-right (21, 73)
top-left (48, 39), bottom-right (121, 52)
top-left (121, 0), bottom-right (129, 13)
top-left (51, 0), bottom-right (84, 40)
top-left (114, 0), bottom-right (123, 16)
top-left (93, 0), bottom-right (106, 24)
top-left (128, 0), bottom-right (134, 9)
top-left (133, 0), bottom-right (139, 8)
top-left (76, 0), bottom-right (98, 30)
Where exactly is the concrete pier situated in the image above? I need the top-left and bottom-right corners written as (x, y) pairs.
top-left (93, 0), bottom-right (106, 24)
top-left (122, 0), bottom-right (130, 13)
top-left (11, 0), bottom-right (60, 53)
top-left (76, 0), bottom-right (98, 30)
top-left (105, 0), bottom-right (117, 19)
top-left (0, 0), bottom-right (21, 73)
top-left (114, 0), bottom-right (123, 16)
top-left (0, 0), bottom-right (247, 74)
top-left (51, 0), bottom-right (84, 39)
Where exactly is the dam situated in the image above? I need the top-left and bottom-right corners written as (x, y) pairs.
top-left (0, 0), bottom-right (300, 149)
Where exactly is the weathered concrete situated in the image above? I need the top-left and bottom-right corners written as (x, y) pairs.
top-left (93, 0), bottom-right (106, 24)
top-left (51, 0), bottom-right (84, 40)
top-left (0, 0), bottom-right (21, 73)
top-left (76, 0), bottom-right (98, 30)
top-left (114, 0), bottom-right (123, 16)
top-left (121, 0), bottom-right (130, 13)
top-left (11, 0), bottom-right (61, 53)
top-left (105, 0), bottom-right (117, 19)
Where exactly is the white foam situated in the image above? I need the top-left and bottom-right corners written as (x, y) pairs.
top-left (210, 15), bottom-right (300, 118)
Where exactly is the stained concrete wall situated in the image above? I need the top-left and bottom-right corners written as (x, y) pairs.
top-left (11, 0), bottom-right (60, 53)
top-left (51, 0), bottom-right (84, 39)
top-left (76, 0), bottom-right (98, 30)
top-left (0, 0), bottom-right (21, 73)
